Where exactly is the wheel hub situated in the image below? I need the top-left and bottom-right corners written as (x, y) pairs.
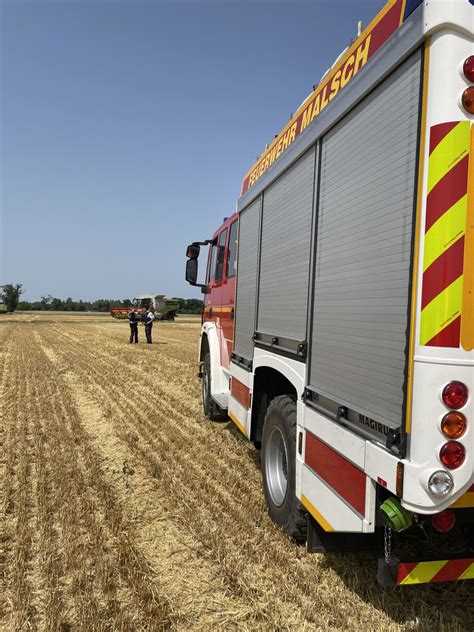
top-left (265, 426), bottom-right (288, 506)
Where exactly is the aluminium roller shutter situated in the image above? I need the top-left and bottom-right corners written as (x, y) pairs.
top-left (309, 50), bottom-right (422, 427)
top-left (257, 149), bottom-right (315, 342)
top-left (233, 197), bottom-right (261, 362)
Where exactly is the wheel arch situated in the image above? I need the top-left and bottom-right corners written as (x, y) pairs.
top-left (199, 331), bottom-right (209, 364)
top-left (250, 356), bottom-right (302, 446)
top-left (199, 322), bottom-right (227, 398)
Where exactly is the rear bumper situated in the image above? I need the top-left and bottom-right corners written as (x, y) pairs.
top-left (378, 556), bottom-right (474, 586)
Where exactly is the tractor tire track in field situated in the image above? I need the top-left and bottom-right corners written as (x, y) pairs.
top-left (1, 315), bottom-right (473, 631)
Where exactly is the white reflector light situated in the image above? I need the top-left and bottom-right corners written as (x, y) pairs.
top-left (428, 470), bottom-right (454, 497)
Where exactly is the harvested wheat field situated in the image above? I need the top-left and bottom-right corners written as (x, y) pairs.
top-left (0, 313), bottom-right (472, 631)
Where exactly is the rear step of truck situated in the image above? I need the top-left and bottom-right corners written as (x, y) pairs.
top-left (212, 393), bottom-right (228, 410)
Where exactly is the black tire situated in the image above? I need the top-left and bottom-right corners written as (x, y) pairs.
top-left (261, 395), bottom-right (307, 542)
top-left (202, 353), bottom-right (228, 421)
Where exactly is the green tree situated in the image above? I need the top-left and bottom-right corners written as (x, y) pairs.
top-left (40, 295), bottom-right (53, 309)
top-left (0, 283), bottom-right (24, 312)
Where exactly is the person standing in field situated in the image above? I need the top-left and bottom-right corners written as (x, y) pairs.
top-left (144, 307), bottom-right (155, 344)
top-left (128, 306), bottom-right (140, 343)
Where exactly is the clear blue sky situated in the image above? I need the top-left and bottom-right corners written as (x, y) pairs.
top-left (1, 0), bottom-right (385, 301)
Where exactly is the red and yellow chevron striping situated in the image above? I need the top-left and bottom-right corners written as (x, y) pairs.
top-left (420, 121), bottom-right (471, 348)
top-left (397, 557), bottom-right (474, 585)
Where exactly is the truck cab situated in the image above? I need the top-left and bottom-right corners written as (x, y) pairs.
top-left (186, 214), bottom-right (238, 417)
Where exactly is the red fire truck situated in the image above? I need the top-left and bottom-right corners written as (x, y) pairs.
top-left (185, 0), bottom-right (474, 586)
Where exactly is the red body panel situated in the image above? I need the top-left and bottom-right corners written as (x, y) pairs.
top-left (305, 432), bottom-right (366, 517)
top-left (231, 378), bottom-right (251, 408)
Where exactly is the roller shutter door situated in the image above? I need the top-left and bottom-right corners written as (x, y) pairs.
top-left (309, 51), bottom-right (422, 427)
top-left (234, 197), bottom-right (260, 362)
top-left (257, 149), bottom-right (315, 342)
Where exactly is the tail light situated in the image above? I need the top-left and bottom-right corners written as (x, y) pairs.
top-left (463, 55), bottom-right (474, 82)
top-left (442, 381), bottom-right (468, 410)
top-left (440, 441), bottom-right (465, 469)
top-left (461, 87), bottom-right (474, 114)
top-left (432, 509), bottom-right (456, 533)
top-left (441, 411), bottom-right (467, 439)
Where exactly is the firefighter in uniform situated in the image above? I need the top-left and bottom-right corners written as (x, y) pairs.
top-left (144, 307), bottom-right (155, 344)
top-left (128, 306), bottom-right (140, 343)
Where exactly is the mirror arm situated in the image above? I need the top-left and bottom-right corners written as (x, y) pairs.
top-left (188, 281), bottom-right (207, 290)
top-left (190, 239), bottom-right (212, 250)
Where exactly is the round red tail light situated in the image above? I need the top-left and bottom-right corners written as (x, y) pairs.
top-left (463, 55), bottom-right (474, 82)
top-left (441, 412), bottom-right (467, 439)
top-left (440, 441), bottom-right (465, 469)
top-left (432, 509), bottom-right (456, 533)
top-left (462, 86), bottom-right (474, 114)
top-left (442, 381), bottom-right (468, 409)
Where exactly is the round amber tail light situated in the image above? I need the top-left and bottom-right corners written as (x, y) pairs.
top-left (441, 411), bottom-right (467, 439)
top-left (461, 86), bottom-right (474, 114)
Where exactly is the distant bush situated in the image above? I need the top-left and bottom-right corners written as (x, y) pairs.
top-left (17, 295), bottom-right (203, 313)
top-left (17, 295), bottom-right (132, 312)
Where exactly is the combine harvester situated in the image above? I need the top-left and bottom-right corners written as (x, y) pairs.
top-left (111, 294), bottom-right (180, 321)
top-left (185, 0), bottom-right (474, 586)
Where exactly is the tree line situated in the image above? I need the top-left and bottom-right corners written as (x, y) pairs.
top-left (0, 284), bottom-right (203, 314)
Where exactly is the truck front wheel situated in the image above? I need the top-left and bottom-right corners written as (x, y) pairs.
top-left (261, 395), bottom-right (307, 542)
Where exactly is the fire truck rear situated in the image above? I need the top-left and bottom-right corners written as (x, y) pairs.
top-left (185, 0), bottom-right (474, 586)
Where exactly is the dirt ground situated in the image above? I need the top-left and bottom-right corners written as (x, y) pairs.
top-left (0, 312), bottom-right (473, 631)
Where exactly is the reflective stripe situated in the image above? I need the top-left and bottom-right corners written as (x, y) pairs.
top-left (459, 563), bottom-right (474, 581)
top-left (423, 196), bottom-right (467, 271)
top-left (228, 411), bottom-right (246, 437)
top-left (398, 558), bottom-right (474, 584)
top-left (419, 276), bottom-right (463, 346)
top-left (301, 494), bottom-right (334, 532)
top-left (420, 121), bottom-right (470, 347)
top-left (427, 121), bottom-right (470, 193)
top-left (450, 491), bottom-right (474, 509)
top-left (399, 560), bottom-right (447, 585)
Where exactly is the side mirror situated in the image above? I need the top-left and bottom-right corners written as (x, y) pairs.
top-left (185, 239), bottom-right (210, 289)
top-left (185, 258), bottom-right (198, 285)
top-left (186, 244), bottom-right (200, 259)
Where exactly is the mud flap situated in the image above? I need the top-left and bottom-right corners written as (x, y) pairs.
top-left (307, 514), bottom-right (381, 554)
top-left (377, 557), bottom-right (400, 587)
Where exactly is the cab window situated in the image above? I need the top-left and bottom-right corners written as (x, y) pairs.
top-left (226, 221), bottom-right (238, 278)
top-left (215, 229), bottom-right (228, 282)
top-left (207, 242), bottom-right (217, 284)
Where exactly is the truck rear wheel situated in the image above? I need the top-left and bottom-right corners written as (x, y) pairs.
top-left (202, 353), bottom-right (228, 421)
top-left (261, 395), bottom-right (307, 542)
